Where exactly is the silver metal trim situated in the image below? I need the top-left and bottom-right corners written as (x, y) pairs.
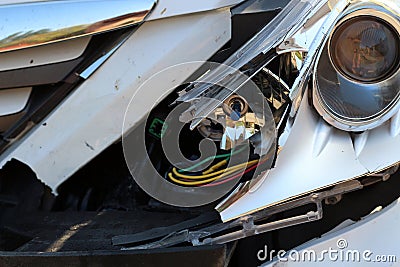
top-left (79, 36), bottom-right (129, 80)
top-left (0, 0), bottom-right (157, 53)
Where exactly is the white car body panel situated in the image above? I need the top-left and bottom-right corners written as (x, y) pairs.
top-left (261, 197), bottom-right (400, 266)
top-left (0, 37), bottom-right (90, 71)
top-left (146, 0), bottom-right (244, 20)
top-left (0, 87), bottom-right (31, 116)
top-left (358, 122), bottom-right (400, 173)
top-left (0, 9), bottom-right (232, 191)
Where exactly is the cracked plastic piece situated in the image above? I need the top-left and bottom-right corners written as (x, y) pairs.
top-left (176, 0), bottom-right (324, 130)
top-left (118, 180), bottom-right (362, 249)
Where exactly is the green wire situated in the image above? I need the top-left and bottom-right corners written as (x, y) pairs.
top-left (178, 145), bottom-right (247, 173)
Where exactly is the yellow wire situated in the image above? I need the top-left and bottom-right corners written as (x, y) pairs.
top-left (202, 159), bottom-right (228, 175)
top-left (172, 159), bottom-right (259, 180)
top-left (168, 170), bottom-right (234, 186)
top-left (169, 160), bottom-right (259, 186)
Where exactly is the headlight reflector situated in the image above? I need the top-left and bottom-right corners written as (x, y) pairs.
top-left (330, 16), bottom-right (399, 83)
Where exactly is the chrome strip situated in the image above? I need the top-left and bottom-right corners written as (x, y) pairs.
top-left (79, 36), bottom-right (129, 80)
top-left (0, 0), bottom-right (157, 53)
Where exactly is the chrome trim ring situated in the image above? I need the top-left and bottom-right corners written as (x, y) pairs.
top-left (313, 2), bottom-right (400, 132)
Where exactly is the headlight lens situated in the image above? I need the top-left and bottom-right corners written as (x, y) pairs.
top-left (313, 7), bottom-right (400, 132)
top-left (330, 16), bottom-right (399, 83)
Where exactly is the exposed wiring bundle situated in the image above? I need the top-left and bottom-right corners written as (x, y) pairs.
top-left (167, 146), bottom-right (268, 187)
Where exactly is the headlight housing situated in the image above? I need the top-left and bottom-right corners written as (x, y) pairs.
top-left (330, 15), bottom-right (399, 83)
top-left (313, 6), bottom-right (400, 131)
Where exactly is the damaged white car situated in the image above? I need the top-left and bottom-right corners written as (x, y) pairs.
top-left (0, 0), bottom-right (399, 266)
